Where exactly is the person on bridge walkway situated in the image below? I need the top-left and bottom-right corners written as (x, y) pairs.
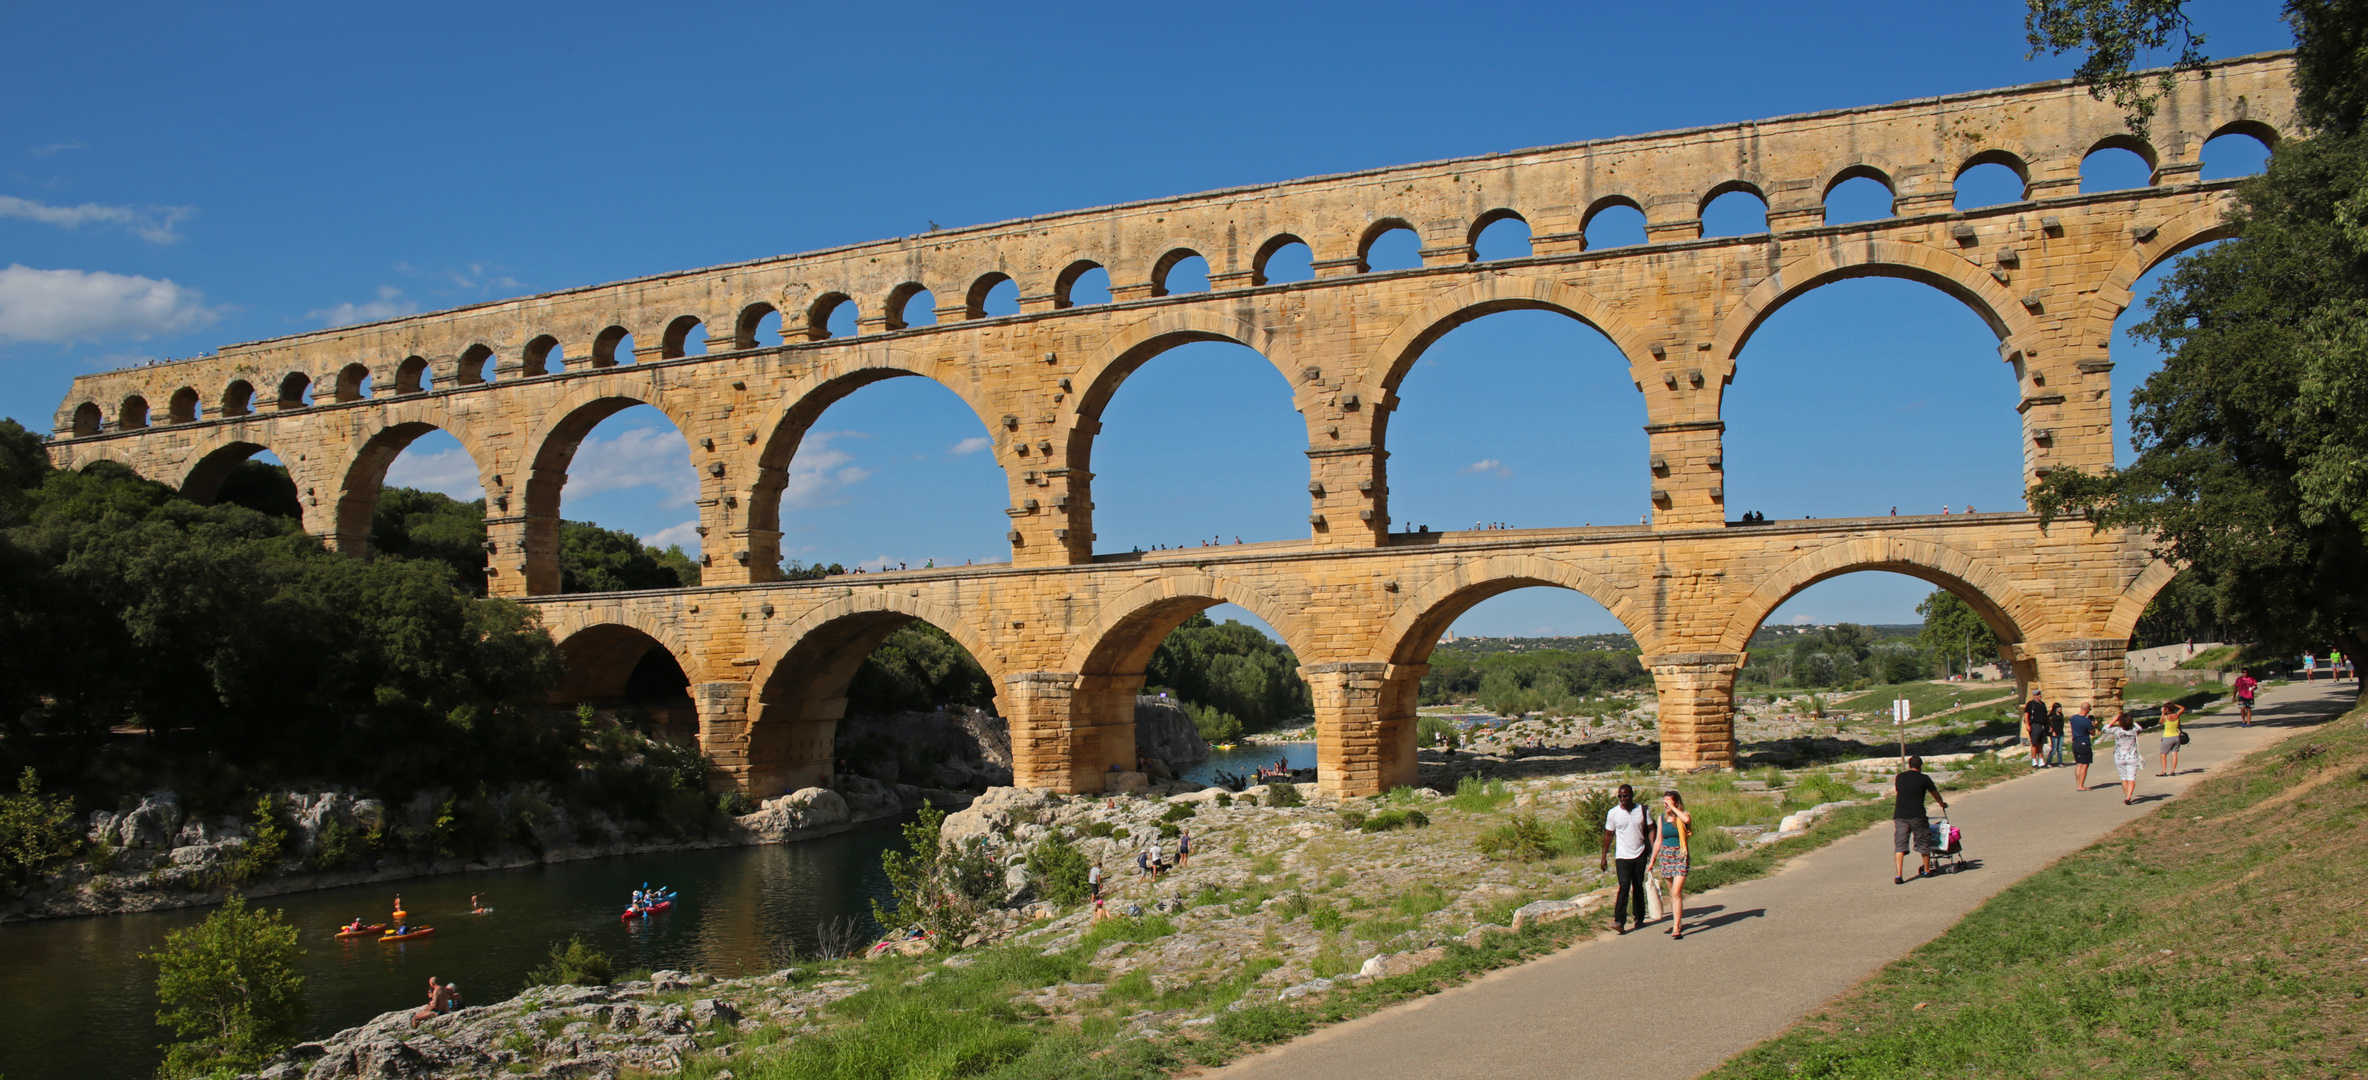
top-left (1652, 790), bottom-right (1692, 939)
top-left (1892, 756), bottom-right (1948, 884)
top-left (2023, 690), bottom-right (2051, 769)
top-left (1598, 783), bottom-right (1652, 934)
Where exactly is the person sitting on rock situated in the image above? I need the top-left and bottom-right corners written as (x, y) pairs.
top-left (410, 977), bottom-right (449, 1027)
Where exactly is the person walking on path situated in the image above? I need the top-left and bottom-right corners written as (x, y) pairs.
top-left (2023, 690), bottom-right (2050, 769)
top-left (2156, 701), bottom-right (2188, 777)
top-left (1652, 790), bottom-right (1692, 939)
top-left (1089, 860), bottom-right (1102, 900)
top-left (1597, 784), bottom-right (1652, 934)
top-left (2069, 703), bottom-right (2097, 791)
top-left (2305, 652), bottom-right (2318, 681)
top-left (2235, 669), bottom-right (2259, 726)
top-left (1176, 828), bottom-right (1191, 867)
top-left (1892, 756), bottom-right (1948, 883)
top-left (2106, 711), bottom-right (2150, 804)
top-left (2046, 703), bottom-right (2067, 767)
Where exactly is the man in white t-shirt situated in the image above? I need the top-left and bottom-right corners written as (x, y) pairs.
top-left (1597, 783), bottom-right (1652, 934)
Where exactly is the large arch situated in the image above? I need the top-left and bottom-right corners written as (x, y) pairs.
top-left (180, 436), bottom-right (284, 505)
top-left (1368, 275), bottom-right (1654, 396)
top-left (1715, 536), bottom-right (2042, 654)
top-left (546, 616), bottom-right (704, 749)
top-left (333, 414), bottom-right (496, 557)
top-left (2076, 200), bottom-right (2242, 349)
top-left (1062, 572), bottom-right (1311, 676)
top-left (2103, 558), bottom-right (2182, 643)
top-left (746, 347), bottom-right (1000, 579)
top-left (1375, 554), bottom-right (1657, 666)
top-left (1711, 240), bottom-right (2030, 367)
top-left (741, 590), bottom-right (1001, 796)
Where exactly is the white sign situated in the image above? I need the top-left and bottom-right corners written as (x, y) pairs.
top-left (1893, 698), bottom-right (1910, 725)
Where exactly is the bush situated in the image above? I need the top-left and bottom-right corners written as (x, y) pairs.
top-left (1447, 776), bottom-right (1515, 813)
top-left (1415, 715), bottom-right (1462, 750)
top-left (873, 806), bottom-right (1002, 952)
top-left (1026, 831), bottom-right (1092, 907)
top-left (219, 795), bottom-right (288, 886)
top-left (1475, 813), bottom-right (1558, 861)
top-left (1338, 808), bottom-right (1368, 830)
top-left (715, 790), bottom-right (755, 817)
top-left (523, 935), bottom-right (614, 987)
top-left (1214, 792), bottom-right (1234, 808)
top-left (1159, 803), bottom-right (1197, 823)
top-left (146, 894), bottom-right (308, 1077)
top-left (1264, 782), bottom-right (1305, 808)
top-left (308, 817), bottom-right (373, 872)
top-left (1361, 809), bottom-right (1429, 833)
top-left (0, 767), bottom-right (83, 894)
top-left (1157, 821), bottom-right (1180, 839)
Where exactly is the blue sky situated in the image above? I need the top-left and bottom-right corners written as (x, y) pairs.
top-left (0, 1), bottom-right (2296, 639)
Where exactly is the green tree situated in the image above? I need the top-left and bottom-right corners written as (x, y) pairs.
top-left (0, 767), bottom-right (83, 894)
top-left (2025, 0), bottom-right (2208, 135)
top-left (370, 486), bottom-right (488, 593)
top-left (873, 805), bottom-right (1001, 951)
top-left (1144, 614), bottom-right (1313, 731)
top-left (1025, 830), bottom-right (1092, 907)
top-left (1916, 590), bottom-right (1999, 677)
top-left (522, 935), bottom-right (614, 987)
top-left (846, 622), bottom-right (996, 714)
top-left (558, 519), bottom-right (697, 593)
top-left (146, 894), bottom-right (308, 1077)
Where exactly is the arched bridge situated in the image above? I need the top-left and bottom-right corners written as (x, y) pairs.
top-left (47, 56), bottom-right (2291, 796)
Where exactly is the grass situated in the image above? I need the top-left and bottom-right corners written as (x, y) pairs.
top-left (2123, 679), bottom-right (2233, 712)
top-left (1832, 681), bottom-right (2015, 718)
top-left (2176, 644), bottom-right (2240, 670)
top-left (1706, 704), bottom-right (2366, 1080)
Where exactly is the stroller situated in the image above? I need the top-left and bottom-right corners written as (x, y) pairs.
top-left (1925, 816), bottom-right (1967, 874)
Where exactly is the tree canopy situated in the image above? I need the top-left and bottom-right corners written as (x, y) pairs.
top-left (1144, 614), bottom-right (1312, 732)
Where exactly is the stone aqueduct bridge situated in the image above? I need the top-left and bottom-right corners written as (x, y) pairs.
top-left (49, 57), bottom-right (2291, 797)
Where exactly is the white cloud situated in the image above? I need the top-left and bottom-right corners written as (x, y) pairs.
top-left (309, 286), bottom-right (417, 328)
top-left (0, 264), bottom-right (221, 343)
top-left (384, 447), bottom-right (483, 501)
top-left (0, 195), bottom-right (193, 243)
top-left (644, 520), bottom-right (702, 555)
top-left (1790, 614), bottom-right (1815, 626)
top-left (781, 431), bottom-right (876, 510)
top-left (567, 425), bottom-right (697, 507)
top-left (948, 436), bottom-right (993, 456)
top-left (1459, 458), bottom-right (1513, 478)
top-left (27, 141), bottom-right (87, 157)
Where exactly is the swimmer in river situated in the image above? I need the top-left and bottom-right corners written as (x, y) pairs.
top-left (470, 893), bottom-right (487, 914)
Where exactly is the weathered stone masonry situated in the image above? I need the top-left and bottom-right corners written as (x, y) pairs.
top-left (48, 57), bottom-right (2294, 796)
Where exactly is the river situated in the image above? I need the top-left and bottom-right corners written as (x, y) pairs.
top-left (0, 820), bottom-right (912, 1080)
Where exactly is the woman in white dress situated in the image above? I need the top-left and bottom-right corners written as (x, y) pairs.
top-left (2106, 711), bottom-right (2149, 805)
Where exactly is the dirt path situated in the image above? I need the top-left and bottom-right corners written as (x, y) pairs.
top-left (1205, 680), bottom-right (2356, 1080)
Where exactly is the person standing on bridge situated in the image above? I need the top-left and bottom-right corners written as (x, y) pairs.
top-left (1893, 756), bottom-right (1948, 883)
top-left (1598, 784), bottom-right (1652, 934)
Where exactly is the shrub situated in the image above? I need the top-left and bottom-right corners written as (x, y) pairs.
top-left (1026, 831), bottom-right (1092, 907)
top-left (220, 796), bottom-right (288, 886)
top-left (523, 935), bottom-right (614, 987)
top-left (1158, 821), bottom-right (1180, 839)
top-left (1360, 809), bottom-right (1429, 833)
top-left (1475, 813), bottom-right (1558, 861)
top-left (715, 790), bottom-right (755, 817)
top-left (147, 894), bottom-right (308, 1077)
top-left (1308, 905), bottom-right (1349, 933)
top-left (1264, 782), bottom-right (1305, 808)
top-left (1447, 776), bottom-right (1515, 813)
top-left (1083, 821), bottom-right (1116, 838)
top-left (873, 806), bottom-right (1002, 951)
top-left (1337, 808), bottom-right (1369, 830)
top-left (1160, 803), bottom-right (1197, 823)
top-left (1187, 702), bottom-right (1243, 742)
top-left (0, 767), bottom-right (84, 894)
top-left (1214, 792), bottom-right (1234, 808)
top-left (1570, 788), bottom-right (1619, 837)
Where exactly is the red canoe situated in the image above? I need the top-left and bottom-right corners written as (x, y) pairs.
top-left (620, 900), bottom-right (675, 921)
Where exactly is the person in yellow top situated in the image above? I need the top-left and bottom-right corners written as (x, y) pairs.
top-left (2156, 702), bottom-right (2187, 777)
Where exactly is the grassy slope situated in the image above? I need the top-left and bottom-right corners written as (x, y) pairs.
top-left (1707, 707), bottom-right (2368, 1080)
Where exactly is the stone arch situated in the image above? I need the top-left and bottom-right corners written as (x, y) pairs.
top-left (1065, 307), bottom-right (1297, 473)
top-left (965, 271), bottom-right (1017, 319)
top-left (1818, 161), bottom-right (1896, 203)
top-left (544, 614), bottom-right (705, 746)
top-left (1374, 553), bottom-right (1657, 666)
top-left (546, 611), bottom-right (706, 691)
top-left (522, 335), bottom-right (562, 376)
top-left (221, 380), bottom-right (255, 418)
top-left (1370, 274), bottom-right (1655, 396)
top-left (333, 411), bottom-right (498, 557)
top-left (181, 437), bottom-right (278, 502)
top-left (335, 362), bottom-right (373, 401)
top-left (1715, 535), bottom-right (2042, 653)
top-left (1466, 208), bottom-right (1530, 258)
top-left (394, 356), bottom-right (431, 394)
top-left (2205, 117), bottom-right (2281, 151)
top-left (118, 395), bottom-right (150, 430)
top-left (746, 346), bottom-right (999, 579)
top-left (1580, 195), bottom-right (1647, 248)
top-left (2076, 200), bottom-right (2239, 347)
top-left (662, 315), bottom-right (706, 358)
top-left (740, 590), bottom-right (1001, 796)
top-left (1252, 233), bottom-right (1312, 285)
top-left (2103, 558), bottom-right (2181, 642)
top-left (1955, 147), bottom-right (2033, 194)
top-left (1698, 178), bottom-right (1771, 235)
top-left (276, 372), bottom-right (311, 409)
top-left (1061, 572), bottom-right (1311, 677)
top-left (1711, 240), bottom-right (2029, 370)
top-left (883, 282), bottom-right (933, 330)
top-left (1149, 247), bottom-right (1206, 297)
top-left (167, 387), bottom-right (201, 423)
top-left (70, 401), bottom-right (101, 436)
top-left (520, 380), bottom-right (704, 535)
top-left (2084, 132), bottom-right (2160, 181)
top-left (1357, 217), bottom-right (1419, 271)
top-left (455, 344), bottom-right (494, 385)
top-left (806, 293), bottom-right (855, 341)
top-left (734, 302), bottom-right (779, 349)
top-left (1054, 260), bottom-right (1105, 309)
top-left (591, 325), bottom-right (633, 367)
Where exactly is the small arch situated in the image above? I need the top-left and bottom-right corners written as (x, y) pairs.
top-left (885, 283), bottom-right (935, 330)
top-left (457, 344), bottom-right (495, 385)
top-left (1358, 219), bottom-right (1422, 272)
top-left (220, 381), bottom-right (254, 418)
top-left (807, 293), bottom-right (855, 341)
top-left (522, 335), bottom-right (562, 377)
top-left (1954, 150), bottom-right (2031, 211)
top-left (2081, 135), bottom-right (2158, 192)
top-left (1054, 261), bottom-right (1108, 309)
top-left (736, 302), bottom-right (781, 348)
top-left (276, 372), bottom-right (312, 409)
top-left (592, 326), bottom-right (633, 367)
top-left (167, 387), bottom-right (201, 423)
top-left (1469, 209), bottom-right (1532, 261)
top-left (1151, 249), bottom-right (1209, 297)
top-left (1581, 197), bottom-right (1647, 249)
top-left (1252, 234), bottom-right (1314, 285)
top-left (72, 401), bottom-right (102, 436)
top-left (335, 362), bottom-right (374, 401)
top-left (550, 623), bottom-right (700, 740)
top-left (1822, 166), bottom-right (1895, 225)
top-left (1700, 182), bottom-right (1769, 238)
top-left (966, 272), bottom-right (1019, 319)
top-left (662, 315), bottom-right (707, 358)
top-left (747, 597), bottom-right (1001, 795)
top-left (394, 356), bottom-right (431, 394)
top-left (181, 438), bottom-right (282, 505)
top-left (2199, 125), bottom-right (2274, 181)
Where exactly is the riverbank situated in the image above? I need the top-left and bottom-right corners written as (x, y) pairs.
top-left (234, 727), bottom-right (2042, 1080)
top-left (2, 777), bottom-right (968, 925)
